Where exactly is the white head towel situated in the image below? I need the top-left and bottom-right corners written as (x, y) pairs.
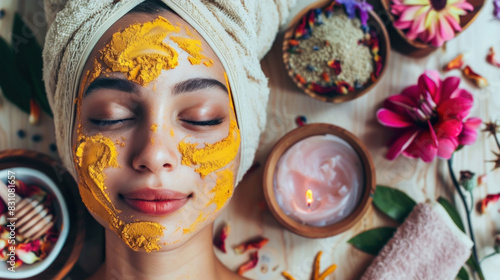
top-left (42, 0), bottom-right (296, 185)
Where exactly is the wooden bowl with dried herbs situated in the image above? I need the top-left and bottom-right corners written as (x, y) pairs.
top-left (283, 0), bottom-right (390, 103)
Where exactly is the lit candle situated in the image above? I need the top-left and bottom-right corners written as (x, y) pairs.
top-left (274, 134), bottom-right (364, 226)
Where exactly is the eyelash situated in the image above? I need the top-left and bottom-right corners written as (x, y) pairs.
top-left (89, 118), bottom-right (133, 126)
top-left (180, 118), bottom-right (224, 126)
top-left (89, 118), bottom-right (223, 127)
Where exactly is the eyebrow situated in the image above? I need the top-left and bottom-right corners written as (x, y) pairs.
top-left (84, 77), bottom-right (139, 97)
top-left (84, 77), bottom-right (228, 97)
top-left (173, 78), bottom-right (228, 95)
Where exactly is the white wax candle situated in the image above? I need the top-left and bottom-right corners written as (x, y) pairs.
top-left (274, 134), bottom-right (364, 226)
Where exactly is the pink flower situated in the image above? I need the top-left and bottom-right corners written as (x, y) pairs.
top-left (377, 70), bottom-right (480, 162)
top-left (391, 0), bottom-right (474, 47)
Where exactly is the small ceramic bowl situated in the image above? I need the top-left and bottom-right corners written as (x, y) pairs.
top-left (378, 0), bottom-right (485, 57)
top-left (283, 0), bottom-right (390, 103)
top-left (263, 123), bottom-right (375, 238)
top-left (0, 149), bottom-right (85, 280)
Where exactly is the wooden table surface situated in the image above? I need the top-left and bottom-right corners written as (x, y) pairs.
top-left (1, 0), bottom-right (500, 279)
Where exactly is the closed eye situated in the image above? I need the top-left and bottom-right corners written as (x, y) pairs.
top-left (180, 118), bottom-right (224, 126)
top-left (89, 118), bottom-right (134, 127)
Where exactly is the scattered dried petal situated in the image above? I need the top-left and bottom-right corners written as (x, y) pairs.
top-left (281, 271), bottom-right (296, 280)
top-left (288, 39), bottom-right (300, 46)
top-left (444, 54), bottom-right (464, 71)
top-left (477, 173), bottom-right (487, 186)
top-left (463, 65), bottom-right (488, 88)
top-left (478, 193), bottom-right (500, 214)
top-left (327, 60), bottom-right (342, 75)
top-left (295, 74), bottom-right (306, 84)
top-left (237, 251), bottom-right (259, 275)
top-left (313, 251), bottom-right (322, 279)
top-left (234, 236), bottom-right (269, 254)
top-left (318, 264), bottom-right (338, 280)
top-left (486, 47), bottom-right (500, 67)
top-left (29, 99), bottom-right (41, 125)
top-left (322, 72), bottom-right (330, 82)
top-left (213, 224), bottom-right (230, 253)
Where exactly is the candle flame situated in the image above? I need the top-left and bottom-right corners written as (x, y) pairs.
top-left (306, 189), bottom-right (313, 207)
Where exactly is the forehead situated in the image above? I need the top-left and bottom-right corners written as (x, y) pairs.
top-left (80, 10), bottom-right (222, 88)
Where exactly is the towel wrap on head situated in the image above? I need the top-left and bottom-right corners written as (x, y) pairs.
top-left (42, 0), bottom-right (297, 185)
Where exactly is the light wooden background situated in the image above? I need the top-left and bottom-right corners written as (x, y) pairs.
top-left (1, 0), bottom-right (499, 279)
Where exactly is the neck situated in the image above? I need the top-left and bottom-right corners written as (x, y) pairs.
top-left (100, 223), bottom-right (225, 280)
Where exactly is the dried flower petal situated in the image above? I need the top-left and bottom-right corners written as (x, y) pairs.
top-left (479, 193), bottom-right (500, 214)
top-left (444, 54), bottom-right (464, 71)
top-left (477, 173), bottom-right (487, 186)
top-left (237, 251), bottom-right (259, 275)
top-left (234, 236), bottom-right (268, 254)
top-left (295, 74), bottom-right (306, 84)
top-left (213, 224), bottom-right (230, 253)
top-left (288, 39), bottom-right (300, 46)
top-left (463, 66), bottom-right (488, 88)
top-left (327, 60), bottom-right (342, 75)
top-left (29, 99), bottom-right (40, 125)
top-left (281, 271), bottom-right (296, 280)
top-left (486, 47), bottom-right (500, 68)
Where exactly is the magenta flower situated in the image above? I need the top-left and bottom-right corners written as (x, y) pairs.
top-left (377, 70), bottom-right (480, 162)
top-left (391, 0), bottom-right (474, 47)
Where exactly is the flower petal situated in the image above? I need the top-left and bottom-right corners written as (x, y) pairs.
top-left (437, 137), bottom-right (458, 159)
top-left (386, 130), bottom-right (420, 160)
top-left (405, 131), bottom-right (438, 162)
top-left (439, 76), bottom-right (461, 102)
top-left (458, 117), bottom-right (482, 145)
top-left (400, 85), bottom-right (422, 101)
top-left (377, 109), bottom-right (414, 128)
top-left (437, 97), bottom-right (473, 121)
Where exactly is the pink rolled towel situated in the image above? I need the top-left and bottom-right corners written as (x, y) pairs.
top-left (361, 202), bottom-right (473, 280)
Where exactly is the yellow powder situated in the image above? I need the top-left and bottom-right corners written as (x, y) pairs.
top-left (89, 59), bottom-right (102, 84)
top-left (119, 222), bottom-right (165, 252)
top-left (100, 16), bottom-right (180, 86)
top-left (170, 128), bottom-right (175, 137)
top-left (170, 36), bottom-right (213, 67)
top-left (151, 124), bottom-right (158, 133)
top-left (178, 119), bottom-right (240, 178)
top-left (182, 213), bottom-right (207, 234)
top-left (207, 169), bottom-right (234, 211)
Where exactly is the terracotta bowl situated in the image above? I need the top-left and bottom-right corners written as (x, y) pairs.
top-left (283, 0), bottom-right (390, 103)
top-left (378, 0), bottom-right (485, 57)
top-left (263, 123), bottom-right (376, 238)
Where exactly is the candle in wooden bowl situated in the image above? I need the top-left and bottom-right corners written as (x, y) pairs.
top-left (263, 124), bottom-right (375, 238)
top-left (282, 0), bottom-right (390, 103)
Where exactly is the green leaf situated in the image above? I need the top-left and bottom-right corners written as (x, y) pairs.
top-left (12, 13), bottom-right (52, 117)
top-left (373, 185), bottom-right (417, 223)
top-left (466, 256), bottom-right (485, 280)
top-left (0, 36), bottom-right (31, 113)
top-left (347, 227), bottom-right (396, 255)
top-left (437, 197), bottom-right (465, 232)
top-left (456, 267), bottom-right (469, 280)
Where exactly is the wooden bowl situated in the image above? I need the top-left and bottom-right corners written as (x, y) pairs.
top-left (282, 0), bottom-right (390, 103)
top-left (378, 0), bottom-right (485, 57)
top-left (263, 124), bottom-right (376, 238)
top-left (0, 149), bottom-right (85, 280)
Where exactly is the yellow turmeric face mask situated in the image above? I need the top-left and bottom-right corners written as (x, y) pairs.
top-left (74, 15), bottom-right (238, 252)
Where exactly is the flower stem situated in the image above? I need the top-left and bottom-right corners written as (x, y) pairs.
top-left (447, 156), bottom-right (479, 263)
top-left (494, 132), bottom-right (500, 151)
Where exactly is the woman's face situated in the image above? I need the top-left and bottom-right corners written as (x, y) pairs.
top-left (71, 11), bottom-right (240, 252)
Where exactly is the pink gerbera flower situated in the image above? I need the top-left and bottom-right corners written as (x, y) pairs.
top-left (391, 0), bottom-right (474, 47)
top-left (377, 70), bottom-right (481, 162)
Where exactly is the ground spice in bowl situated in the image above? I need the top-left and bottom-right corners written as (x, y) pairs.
top-left (283, 0), bottom-right (388, 103)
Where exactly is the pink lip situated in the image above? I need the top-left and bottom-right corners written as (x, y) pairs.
top-left (122, 188), bottom-right (191, 215)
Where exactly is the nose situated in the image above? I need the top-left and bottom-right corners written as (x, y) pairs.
top-left (132, 125), bottom-right (178, 173)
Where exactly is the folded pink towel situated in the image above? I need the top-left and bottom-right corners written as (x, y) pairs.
top-left (361, 202), bottom-right (473, 280)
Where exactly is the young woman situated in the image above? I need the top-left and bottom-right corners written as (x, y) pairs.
top-left (42, 0), bottom-right (296, 279)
